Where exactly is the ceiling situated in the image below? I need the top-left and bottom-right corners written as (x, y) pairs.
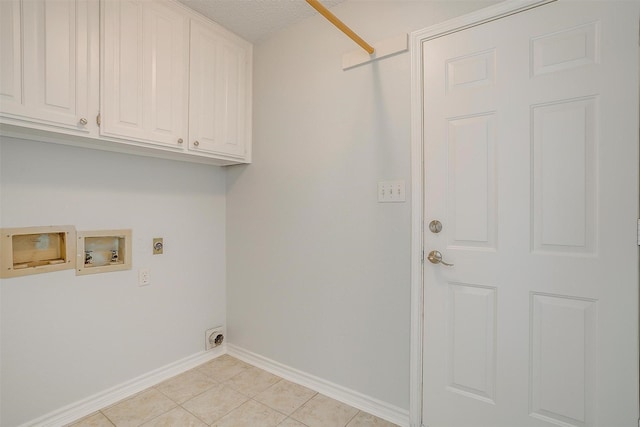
top-left (176, 0), bottom-right (348, 43)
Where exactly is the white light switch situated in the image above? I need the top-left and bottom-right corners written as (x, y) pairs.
top-left (378, 180), bottom-right (406, 203)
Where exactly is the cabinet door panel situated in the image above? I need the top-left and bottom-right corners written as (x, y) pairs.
top-left (101, 0), bottom-right (188, 148)
top-left (144, 5), bottom-right (185, 139)
top-left (188, 21), bottom-right (218, 149)
top-left (189, 20), bottom-right (251, 159)
top-left (41, 1), bottom-right (74, 110)
top-left (0, 0), bottom-right (96, 133)
top-left (218, 40), bottom-right (246, 155)
top-left (116, 0), bottom-right (143, 127)
top-left (0, 0), bottom-right (23, 109)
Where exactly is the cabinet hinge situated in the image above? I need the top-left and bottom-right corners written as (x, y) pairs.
top-left (96, 113), bottom-right (101, 127)
top-left (637, 219), bottom-right (640, 246)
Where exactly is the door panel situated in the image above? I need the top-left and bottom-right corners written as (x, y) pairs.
top-left (422, 2), bottom-right (639, 426)
top-left (531, 97), bottom-right (597, 254)
top-left (529, 293), bottom-right (597, 426)
top-left (447, 113), bottom-right (497, 249)
top-left (447, 283), bottom-right (497, 403)
top-left (531, 22), bottom-right (599, 77)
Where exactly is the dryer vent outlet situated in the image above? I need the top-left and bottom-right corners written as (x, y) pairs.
top-left (206, 327), bottom-right (224, 350)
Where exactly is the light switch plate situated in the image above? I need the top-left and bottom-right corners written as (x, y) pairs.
top-left (378, 180), bottom-right (406, 203)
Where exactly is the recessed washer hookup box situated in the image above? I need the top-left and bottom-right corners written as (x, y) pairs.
top-left (1, 225), bottom-right (76, 278)
top-left (76, 229), bottom-right (132, 276)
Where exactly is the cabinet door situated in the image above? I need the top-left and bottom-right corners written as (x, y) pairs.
top-left (0, 0), bottom-right (98, 134)
top-left (189, 20), bottom-right (252, 160)
top-left (101, 0), bottom-right (188, 148)
top-left (0, 0), bottom-right (23, 111)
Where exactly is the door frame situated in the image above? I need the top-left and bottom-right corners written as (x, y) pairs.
top-left (408, 1), bottom-right (556, 425)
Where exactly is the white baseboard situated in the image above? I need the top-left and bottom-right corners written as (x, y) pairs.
top-left (18, 344), bottom-right (409, 427)
top-left (227, 344), bottom-right (410, 427)
top-left (19, 346), bottom-right (226, 427)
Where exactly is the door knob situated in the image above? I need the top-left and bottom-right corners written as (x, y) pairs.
top-left (427, 250), bottom-right (454, 267)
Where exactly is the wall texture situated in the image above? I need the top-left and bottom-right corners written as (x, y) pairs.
top-left (0, 138), bottom-right (226, 426)
top-left (226, 0), bottom-right (495, 411)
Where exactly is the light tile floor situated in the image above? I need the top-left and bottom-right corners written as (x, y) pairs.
top-left (67, 355), bottom-right (398, 427)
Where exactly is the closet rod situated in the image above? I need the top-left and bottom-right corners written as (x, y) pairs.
top-left (305, 0), bottom-right (374, 54)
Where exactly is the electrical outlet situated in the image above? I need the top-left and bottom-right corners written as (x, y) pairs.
top-left (205, 327), bottom-right (224, 350)
top-left (139, 268), bottom-right (150, 286)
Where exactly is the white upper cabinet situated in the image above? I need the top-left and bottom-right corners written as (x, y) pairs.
top-left (0, 0), bottom-right (98, 135)
top-left (101, 0), bottom-right (189, 148)
top-left (0, 0), bottom-right (252, 165)
top-left (189, 19), bottom-right (252, 161)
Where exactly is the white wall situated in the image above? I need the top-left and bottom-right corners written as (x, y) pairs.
top-left (0, 138), bottom-right (226, 426)
top-left (226, 0), bottom-right (496, 411)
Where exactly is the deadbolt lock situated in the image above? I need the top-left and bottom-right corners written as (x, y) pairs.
top-left (429, 220), bottom-right (443, 234)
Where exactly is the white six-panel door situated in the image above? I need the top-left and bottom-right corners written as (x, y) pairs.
top-left (421, 2), bottom-right (639, 426)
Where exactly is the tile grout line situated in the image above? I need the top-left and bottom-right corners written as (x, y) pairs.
top-left (205, 372), bottom-right (318, 427)
top-left (148, 360), bottom-right (249, 426)
top-left (180, 405), bottom-right (209, 426)
top-left (98, 410), bottom-right (116, 427)
top-left (344, 410), bottom-right (362, 427)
